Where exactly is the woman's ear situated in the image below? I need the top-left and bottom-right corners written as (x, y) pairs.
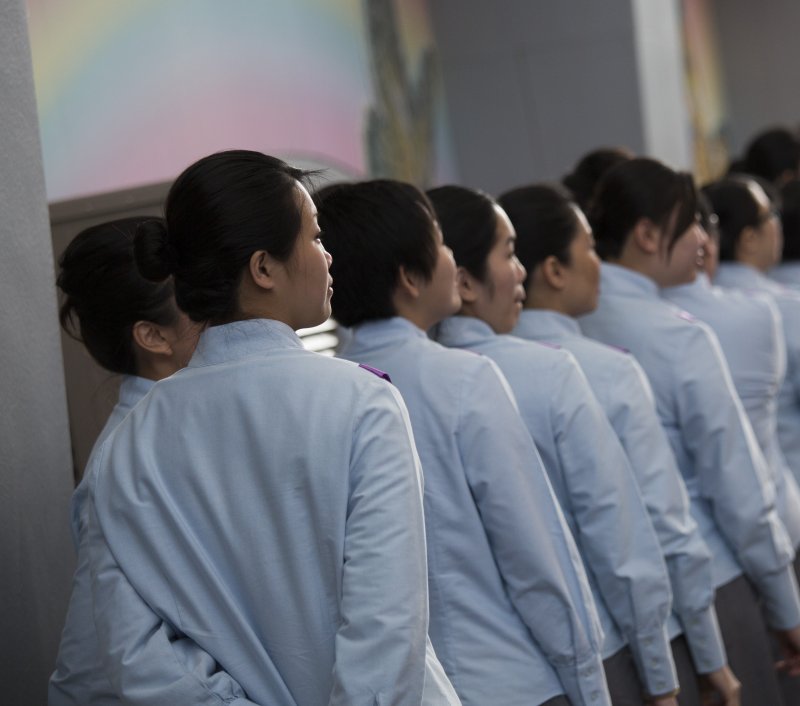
top-left (396, 265), bottom-right (422, 299)
top-left (132, 321), bottom-right (173, 357)
top-left (540, 255), bottom-right (566, 291)
top-left (630, 218), bottom-right (660, 255)
top-left (457, 266), bottom-right (480, 303)
top-left (247, 250), bottom-right (278, 292)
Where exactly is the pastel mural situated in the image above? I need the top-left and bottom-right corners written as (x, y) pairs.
top-left (26, 0), bottom-right (457, 202)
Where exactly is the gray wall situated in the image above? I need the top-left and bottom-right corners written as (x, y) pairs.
top-left (714, 0), bottom-right (800, 156)
top-left (429, 0), bottom-right (646, 194)
top-left (428, 0), bottom-right (693, 195)
top-left (0, 0), bottom-right (76, 701)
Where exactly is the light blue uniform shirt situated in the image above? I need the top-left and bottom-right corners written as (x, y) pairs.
top-left (664, 273), bottom-right (800, 547)
top-left (513, 309), bottom-right (726, 675)
top-left (435, 315), bottom-right (678, 698)
top-left (88, 319), bottom-right (459, 706)
top-left (339, 317), bottom-right (609, 706)
top-left (716, 263), bottom-right (800, 491)
top-left (770, 262), bottom-right (800, 289)
top-left (50, 376), bottom-right (256, 706)
top-left (580, 264), bottom-right (800, 631)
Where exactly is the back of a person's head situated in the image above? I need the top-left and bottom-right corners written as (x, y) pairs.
top-left (781, 179), bottom-right (800, 261)
top-left (135, 150), bottom-right (311, 324)
top-left (426, 184), bottom-right (498, 281)
top-left (498, 183), bottom-right (579, 285)
top-left (57, 217), bottom-right (176, 375)
top-left (561, 147), bottom-right (633, 212)
top-left (701, 177), bottom-right (759, 261)
top-left (316, 179), bottom-right (437, 328)
top-left (743, 127), bottom-right (800, 184)
top-left (590, 157), bottom-right (697, 260)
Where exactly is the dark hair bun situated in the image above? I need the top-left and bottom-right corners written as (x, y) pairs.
top-left (134, 219), bottom-right (175, 282)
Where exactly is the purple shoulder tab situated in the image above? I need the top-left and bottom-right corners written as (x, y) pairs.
top-left (358, 363), bottom-right (392, 382)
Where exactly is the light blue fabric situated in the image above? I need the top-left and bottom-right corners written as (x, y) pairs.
top-left (88, 319), bottom-right (460, 706)
top-left (513, 309), bottom-right (726, 675)
top-left (49, 375), bottom-right (257, 706)
top-left (580, 263), bottom-right (800, 631)
top-left (664, 273), bottom-right (800, 548)
top-left (770, 262), bottom-right (800, 289)
top-left (339, 317), bottom-right (609, 706)
top-left (716, 263), bottom-right (800, 492)
top-left (434, 315), bottom-right (677, 698)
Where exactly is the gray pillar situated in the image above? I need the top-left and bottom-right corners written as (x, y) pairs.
top-left (429, 0), bottom-right (692, 194)
top-left (0, 1), bottom-right (76, 702)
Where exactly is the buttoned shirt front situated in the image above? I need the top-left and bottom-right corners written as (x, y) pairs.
top-left (435, 315), bottom-right (678, 698)
top-left (580, 264), bottom-right (799, 631)
top-left (514, 309), bottom-right (726, 674)
top-left (339, 317), bottom-right (609, 706)
top-left (88, 319), bottom-right (459, 706)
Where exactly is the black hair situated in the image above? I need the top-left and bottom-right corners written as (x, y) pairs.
top-left (702, 177), bottom-right (763, 261)
top-left (781, 179), bottom-right (800, 261)
top-left (315, 179), bottom-right (438, 328)
top-left (742, 127), bottom-right (800, 183)
top-left (561, 147), bottom-right (632, 212)
top-left (498, 184), bottom-right (580, 289)
top-left (589, 157), bottom-right (698, 260)
top-left (57, 217), bottom-right (177, 375)
top-left (426, 185), bottom-right (498, 282)
top-left (135, 150), bottom-right (313, 324)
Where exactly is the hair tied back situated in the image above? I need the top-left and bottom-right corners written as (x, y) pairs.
top-left (134, 218), bottom-right (177, 282)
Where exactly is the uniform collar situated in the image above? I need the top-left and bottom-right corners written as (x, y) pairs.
top-left (716, 262), bottom-right (771, 289)
top-left (435, 315), bottom-right (496, 348)
top-left (514, 309), bottom-right (581, 341)
top-left (661, 272), bottom-right (711, 298)
top-left (118, 375), bottom-right (155, 407)
top-left (188, 318), bottom-right (304, 367)
top-left (345, 316), bottom-right (428, 348)
top-left (599, 262), bottom-right (660, 299)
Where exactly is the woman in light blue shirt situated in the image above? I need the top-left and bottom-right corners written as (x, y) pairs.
top-left (705, 177), bottom-right (800, 493)
top-left (580, 157), bottom-right (800, 706)
top-left (497, 183), bottom-right (739, 706)
top-left (48, 218), bottom-right (260, 706)
top-left (770, 180), bottom-right (800, 288)
top-left (428, 185), bottom-right (679, 706)
top-left (317, 179), bottom-right (609, 706)
top-left (86, 152), bottom-right (459, 706)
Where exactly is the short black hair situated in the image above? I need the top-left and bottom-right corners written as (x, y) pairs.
top-left (498, 184), bottom-right (580, 288)
top-left (426, 185), bottom-right (498, 281)
top-left (702, 177), bottom-right (762, 262)
top-left (135, 150), bottom-right (314, 324)
top-left (561, 147), bottom-right (632, 212)
top-left (590, 157), bottom-right (698, 260)
top-left (743, 127), bottom-right (800, 183)
top-left (316, 179), bottom-right (438, 328)
top-left (781, 179), bottom-right (800, 261)
top-left (57, 217), bottom-right (177, 375)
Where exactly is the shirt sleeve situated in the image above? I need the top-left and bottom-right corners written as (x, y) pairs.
top-left (676, 322), bottom-right (800, 629)
top-left (330, 382), bottom-right (436, 706)
top-left (607, 356), bottom-right (726, 674)
top-left (86, 458), bottom-right (258, 706)
top-left (458, 358), bottom-right (611, 706)
top-left (553, 357), bottom-right (678, 697)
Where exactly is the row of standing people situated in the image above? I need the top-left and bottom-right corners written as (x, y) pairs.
top-left (48, 148), bottom-right (800, 706)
